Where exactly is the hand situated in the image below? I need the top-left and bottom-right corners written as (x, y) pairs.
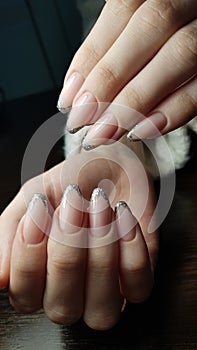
top-left (0, 144), bottom-right (158, 329)
top-left (57, 0), bottom-right (197, 147)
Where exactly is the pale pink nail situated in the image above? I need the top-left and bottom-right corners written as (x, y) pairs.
top-left (66, 92), bottom-right (98, 133)
top-left (59, 184), bottom-right (84, 232)
top-left (90, 188), bottom-right (111, 237)
top-left (57, 72), bottom-right (84, 113)
top-left (115, 201), bottom-right (137, 241)
top-left (127, 112), bottom-right (167, 141)
top-left (23, 194), bottom-right (49, 244)
top-left (82, 113), bottom-right (118, 150)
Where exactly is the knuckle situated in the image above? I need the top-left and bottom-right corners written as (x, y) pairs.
top-left (89, 258), bottom-right (117, 277)
top-left (143, 0), bottom-right (181, 32)
top-left (177, 24), bottom-right (197, 63)
top-left (81, 42), bottom-right (101, 63)
top-left (50, 252), bottom-right (84, 275)
top-left (14, 265), bottom-right (39, 279)
top-left (122, 84), bottom-right (146, 112)
top-left (185, 90), bottom-right (197, 112)
top-left (123, 259), bottom-right (148, 274)
top-left (84, 314), bottom-right (118, 330)
top-left (107, 0), bottom-right (136, 17)
top-left (10, 297), bottom-right (39, 314)
top-left (44, 305), bottom-right (81, 325)
top-left (73, 42), bottom-right (101, 75)
top-left (96, 61), bottom-right (120, 91)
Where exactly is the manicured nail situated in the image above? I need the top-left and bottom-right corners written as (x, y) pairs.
top-left (66, 92), bottom-right (98, 133)
top-left (127, 112), bottom-right (167, 141)
top-left (57, 72), bottom-right (84, 113)
top-left (60, 184), bottom-right (84, 232)
top-left (90, 188), bottom-right (111, 237)
top-left (23, 194), bottom-right (49, 244)
top-left (115, 201), bottom-right (136, 241)
top-left (82, 113), bottom-right (118, 150)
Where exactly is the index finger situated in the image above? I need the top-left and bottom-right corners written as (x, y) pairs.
top-left (57, 0), bottom-right (145, 111)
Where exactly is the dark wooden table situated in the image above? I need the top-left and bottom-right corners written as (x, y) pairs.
top-left (0, 93), bottom-right (196, 349)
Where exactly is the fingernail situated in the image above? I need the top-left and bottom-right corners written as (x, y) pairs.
top-left (82, 113), bottom-right (118, 150)
top-left (60, 184), bottom-right (84, 232)
top-left (57, 72), bottom-right (84, 113)
top-left (127, 112), bottom-right (167, 141)
top-left (66, 92), bottom-right (98, 133)
top-left (90, 188), bottom-right (111, 237)
top-left (115, 201), bottom-right (136, 241)
top-left (23, 194), bottom-right (49, 244)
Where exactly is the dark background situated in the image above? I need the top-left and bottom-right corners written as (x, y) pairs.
top-left (0, 0), bottom-right (83, 210)
top-left (0, 1), bottom-right (197, 349)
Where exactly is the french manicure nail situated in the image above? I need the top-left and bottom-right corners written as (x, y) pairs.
top-left (60, 184), bottom-right (84, 232)
top-left (115, 201), bottom-right (136, 241)
top-left (127, 112), bottom-right (167, 141)
top-left (82, 113), bottom-right (118, 150)
top-left (23, 194), bottom-right (49, 244)
top-left (90, 188), bottom-right (111, 237)
top-left (57, 72), bottom-right (84, 113)
top-left (66, 92), bottom-right (98, 133)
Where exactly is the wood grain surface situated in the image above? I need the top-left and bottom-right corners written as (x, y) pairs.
top-left (0, 92), bottom-right (196, 349)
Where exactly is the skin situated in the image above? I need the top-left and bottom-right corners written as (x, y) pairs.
top-left (0, 143), bottom-right (158, 330)
top-left (58, 0), bottom-right (197, 145)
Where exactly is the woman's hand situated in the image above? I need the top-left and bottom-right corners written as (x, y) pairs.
top-left (57, 0), bottom-right (197, 147)
top-left (0, 143), bottom-right (158, 329)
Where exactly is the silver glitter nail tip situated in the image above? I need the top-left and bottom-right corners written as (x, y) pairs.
top-left (62, 184), bottom-right (82, 202)
top-left (115, 201), bottom-right (131, 214)
top-left (28, 193), bottom-right (48, 212)
top-left (67, 125), bottom-right (84, 134)
top-left (127, 125), bottom-right (141, 142)
top-left (82, 141), bottom-right (97, 151)
top-left (57, 101), bottom-right (69, 114)
top-left (91, 188), bottom-right (109, 205)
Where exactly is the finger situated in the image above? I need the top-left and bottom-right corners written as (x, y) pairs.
top-left (57, 0), bottom-right (146, 111)
top-left (43, 184), bottom-right (87, 325)
top-left (128, 76), bottom-right (197, 140)
top-left (83, 18), bottom-right (197, 147)
top-left (66, 0), bottom-right (196, 131)
top-left (0, 170), bottom-right (54, 289)
top-left (0, 191), bottom-right (26, 289)
top-left (115, 201), bottom-right (153, 303)
top-left (9, 194), bottom-right (50, 313)
top-left (129, 169), bottom-right (159, 271)
top-left (83, 188), bottom-right (122, 330)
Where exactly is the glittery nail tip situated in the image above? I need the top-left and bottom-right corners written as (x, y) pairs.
top-left (127, 132), bottom-right (141, 142)
top-left (127, 125), bottom-right (141, 142)
top-left (57, 101), bottom-right (70, 114)
top-left (62, 184), bottom-right (82, 203)
top-left (67, 125), bottom-right (84, 134)
top-left (28, 194), bottom-right (48, 212)
top-left (82, 141), bottom-right (97, 151)
top-left (115, 201), bottom-right (131, 214)
top-left (91, 188), bottom-right (110, 205)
